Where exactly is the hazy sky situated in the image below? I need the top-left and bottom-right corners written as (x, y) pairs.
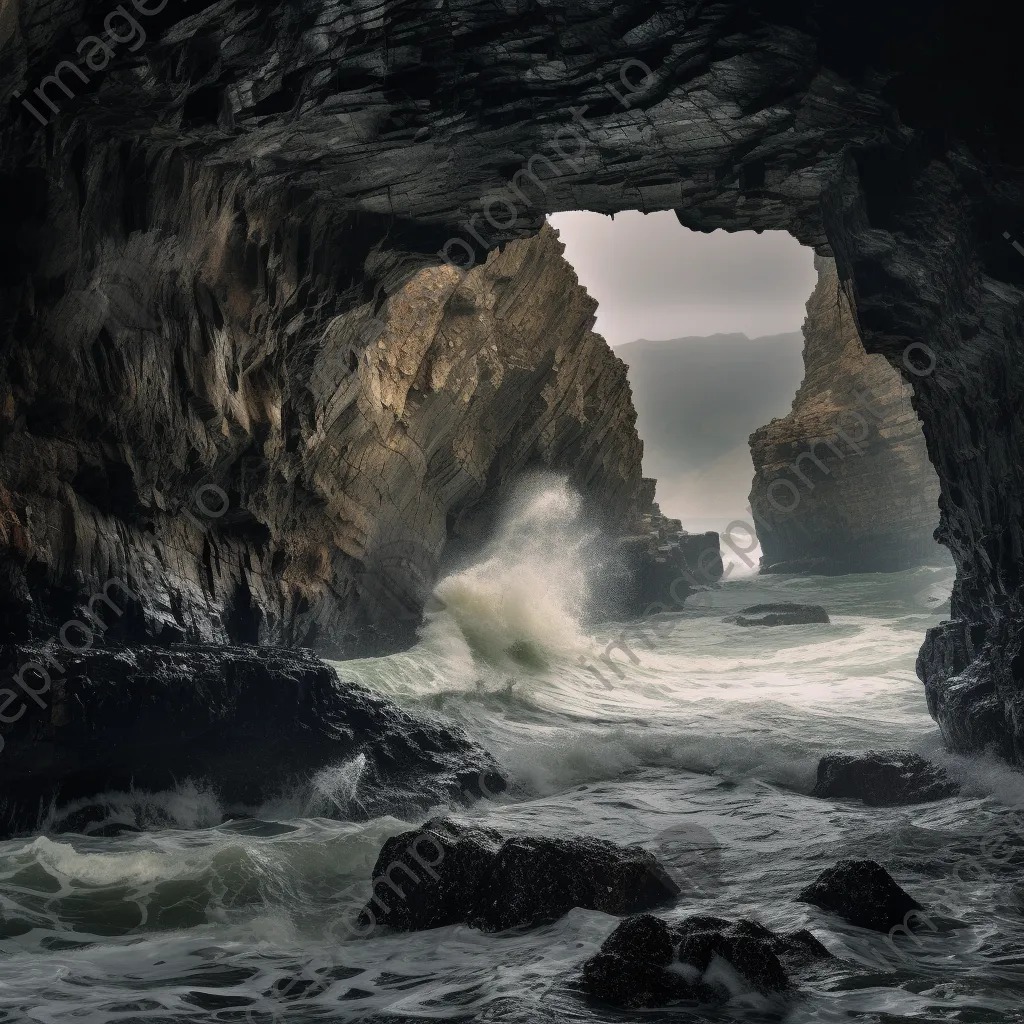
top-left (546, 210), bottom-right (818, 543)
top-left (547, 210), bottom-right (817, 346)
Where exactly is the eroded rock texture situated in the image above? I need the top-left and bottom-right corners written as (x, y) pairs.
top-left (0, 644), bottom-right (505, 838)
top-left (0, 210), bottom-right (645, 650)
top-left (749, 256), bottom-right (943, 574)
top-left (2, 0), bottom-right (1023, 758)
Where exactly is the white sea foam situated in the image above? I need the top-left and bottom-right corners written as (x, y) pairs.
top-left (427, 473), bottom-right (597, 670)
top-left (8, 560), bottom-right (1022, 1024)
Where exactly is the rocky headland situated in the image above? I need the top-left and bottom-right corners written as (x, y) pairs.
top-left (0, 220), bottom-right (662, 654)
top-left (748, 256), bottom-right (944, 575)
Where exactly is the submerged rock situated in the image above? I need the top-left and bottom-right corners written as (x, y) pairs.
top-left (0, 645), bottom-right (504, 838)
top-left (678, 925), bottom-right (789, 995)
top-left (812, 750), bottom-right (959, 806)
top-left (581, 915), bottom-right (705, 1008)
top-left (797, 860), bottom-right (924, 933)
top-left (357, 819), bottom-right (680, 934)
top-left (580, 912), bottom-right (834, 1008)
top-left (724, 603), bottom-right (831, 626)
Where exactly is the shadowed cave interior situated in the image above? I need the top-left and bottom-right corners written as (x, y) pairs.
top-left (1, 1), bottom-right (1023, 1019)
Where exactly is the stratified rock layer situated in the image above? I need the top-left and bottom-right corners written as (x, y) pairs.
top-left (0, 221), bottom-right (644, 651)
top-left (749, 256), bottom-right (943, 574)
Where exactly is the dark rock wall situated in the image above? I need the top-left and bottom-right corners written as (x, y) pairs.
top-left (749, 255), bottom-right (944, 574)
top-left (2, 0), bottom-right (1024, 757)
top-left (0, 195), bottom-right (647, 648)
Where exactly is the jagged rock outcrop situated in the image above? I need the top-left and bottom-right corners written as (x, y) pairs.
top-left (2, 1), bottom-right (1024, 761)
top-left (0, 218), bottom-right (646, 651)
top-left (603, 484), bottom-right (723, 616)
top-left (749, 256), bottom-right (943, 574)
top-left (0, 644), bottom-right (505, 838)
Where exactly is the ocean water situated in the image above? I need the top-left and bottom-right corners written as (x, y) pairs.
top-left (2, 481), bottom-right (1022, 1023)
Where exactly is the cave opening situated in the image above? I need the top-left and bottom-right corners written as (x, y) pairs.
top-left (550, 209), bottom-right (950, 580)
top-left (3, 3), bottom-right (1024, 1018)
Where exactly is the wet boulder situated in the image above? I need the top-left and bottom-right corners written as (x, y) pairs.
top-left (0, 644), bottom-right (505, 837)
top-left (358, 819), bottom-right (680, 934)
top-left (581, 915), bottom-right (710, 1008)
top-left (580, 912), bottom-right (834, 1008)
top-left (358, 820), bottom-right (504, 932)
top-left (811, 750), bottom-right (959, 806)
top-left (471, 834), bottom-right (680, 931)
top-left (778, 928), bottom-right (836, 970)
top-left (797, 859), bottom-right (924, 933)
top-left (724, 603), bottom-right (830, 627)
top-left (676, 916), bottom-right (791, 995)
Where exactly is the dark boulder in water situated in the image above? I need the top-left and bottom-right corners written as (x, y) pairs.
top-left (472, 834), bottom-right (681, 932)
top-left (0, 645), bottom-right (504, 838)
top-left (676, 917), bottom-right (791, 995)
top-left (581, 949), bottom-right (700, 1008)
top-left (601, 912), bottom-right (676, 964)
top-left (812, 750), bottom-right (959, 806)
top-left (581, 915), bottom-right (708, 1008)
top-left (797, 860), bottom-right (924, 933)
top-left (357, 818), bottom-right (680, 934)
top-left (358, 820), bottom-right (504, 932)
top-left (580, 912), bottom-right (834, 1008)
top-left (724, 603), bottom-right (831, 627)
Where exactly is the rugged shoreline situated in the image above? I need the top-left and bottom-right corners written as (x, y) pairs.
top-left (0, 643), bottom-right (505, 839)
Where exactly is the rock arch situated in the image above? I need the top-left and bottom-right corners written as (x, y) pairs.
top-left (1, 0), bottom-right (1022, 758)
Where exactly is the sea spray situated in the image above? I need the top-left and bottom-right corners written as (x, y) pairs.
top-left (39, 779), bottom-right (224, 836)
top-left (427, 473), bottom-right (599, 669)
top-left (306, 754), bottom-right (368, 819)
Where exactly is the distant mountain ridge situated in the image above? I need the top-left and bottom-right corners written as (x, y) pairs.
top-left (617, 332), bottom-right (805, 526)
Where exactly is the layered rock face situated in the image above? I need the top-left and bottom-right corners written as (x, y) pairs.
top-left (2, 1), bottom-right (1024, 760)
top-left (749, 256), bottom-right (944, 574)
top-left (0, 212), bottom-right (645, 651)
